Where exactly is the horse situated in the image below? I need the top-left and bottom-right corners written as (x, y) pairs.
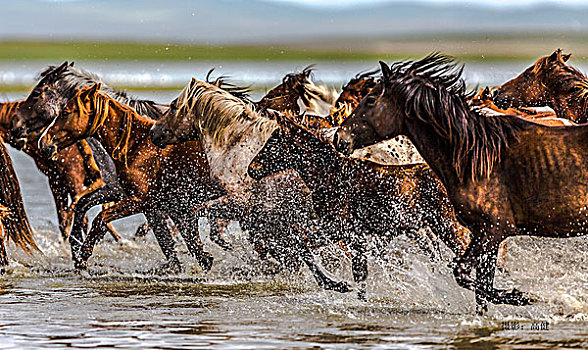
top-left (493, 49), bottom-right (588, 123)
top-left (1, 100), bottom-right (115, 241)
top-left (0, 137), bottom-right (38, 270)
top-left (39, 83), bottom-right (226, 272)
top-left (248, 113), bottom-right (470, 297)
top-left (8, 62), bottom-right (167, 261)
top-left (470, 87), bottom-right (574, 126)
top-left (150, 76), bottom-right (360, 290)
top-left (335, 53), bottom-right (588, 311)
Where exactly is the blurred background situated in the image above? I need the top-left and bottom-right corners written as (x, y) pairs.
top-left (1, 0), bottom-right (588, 95)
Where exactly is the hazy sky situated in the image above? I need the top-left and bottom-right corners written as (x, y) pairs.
top-left (3, 0), bottom-right (587, 43)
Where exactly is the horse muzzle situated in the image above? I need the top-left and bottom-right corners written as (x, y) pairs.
top-left (333, 129), bottom-right (354, 155)
top-left (39, 139), bottom-right (59, 160)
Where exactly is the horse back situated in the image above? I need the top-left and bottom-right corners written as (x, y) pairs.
top-left (502, 125), bottom-right (588, 226)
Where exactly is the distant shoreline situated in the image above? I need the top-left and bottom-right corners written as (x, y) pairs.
top-left (0, 35), bottom-right (586, 63)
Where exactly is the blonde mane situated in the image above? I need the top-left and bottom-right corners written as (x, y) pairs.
top-left (176, 78), bottom-right (277, 148)
top-left (76, 87), bottom-right (142, 165)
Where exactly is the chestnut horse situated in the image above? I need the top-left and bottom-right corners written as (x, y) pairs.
top-left (493, 49), bottom-right (588, 123)
top-left (9, 62), bottom-right (165, 260)
top-left (1, 100), bottom-right (110, 240)
top-left (0, 137), bottom-right (38, 270)
top-left (335, 54), bottom-right (588, 311)
top-left (40, 83), bottom-right (226, 272)
top-left (248, 114), bottom-right (470, 297)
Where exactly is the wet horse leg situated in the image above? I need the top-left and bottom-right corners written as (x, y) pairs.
top-left (68, 184), bottom-right (125, 264)
top-left (47, 176), bottom-right (74, 241)
top-left (169, 210), bottom-right (214, 273)
top-left (348, 233), bottom-right (369, 300)
top-left (144, 210), bottom-right (182, 273)
top-left (194, 195), bottom-right (237, 251)
top-left (76, 197), bottom-right (142, 269)
top-left (297, 228), bottom-right (351, 293)
top-left (474, 231), bottom-right (531, 311)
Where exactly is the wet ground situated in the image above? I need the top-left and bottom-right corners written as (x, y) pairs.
top-left (1, 62), bottom-right (588, 348)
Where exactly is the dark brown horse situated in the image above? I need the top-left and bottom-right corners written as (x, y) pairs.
top-left (248, 113), bottom-right (470, 297)
top-left (0, 136), bottom-right (38, 270)
top-left (1, 100), bottom-right (108, 240)
top-left (335, 54), bottom-right (588, 311)
top-left (493, 49), bottom-right (588, 123)
top-left (40, 83), bottom-right (226, 272)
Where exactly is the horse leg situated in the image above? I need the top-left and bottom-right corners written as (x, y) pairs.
top-left (348, 235), bottom-right (368, 300)
top-left (298, 232), bottom-right (352, 293)
top-left (474, 235), bottom-right (531, 311)
top-left (47, 177), bottom-right (71, 241)
top-left (144, 210), bottom-right (181, 273)
top-left (77, 197), bottom-right (141, 269)
top-left (170, 210), bottom-right (214, 273)
top-left (405, 227), bottom-right (441, 262)
top-left (194, 195), bottom-right (236, 251)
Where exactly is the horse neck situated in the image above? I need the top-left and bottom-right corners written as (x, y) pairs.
top-left (287, 135), bottom-right (343, 193)
top-left (89, 96), bottom-right (152, 162)
top-left (545, 71), bottom-right (588, 122)
top-left (402, 119), bottom-right (461, 189)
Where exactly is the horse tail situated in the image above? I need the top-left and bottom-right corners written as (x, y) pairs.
top-left (0, 139), bottom-right (39, 259)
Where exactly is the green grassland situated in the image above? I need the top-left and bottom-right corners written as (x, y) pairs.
top-left (1, 34), bottom-right (587, 62)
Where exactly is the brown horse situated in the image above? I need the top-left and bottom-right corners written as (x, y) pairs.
top-left (0, 136), bottom-right (38, 270)
top-left (335, 54), bottom-right (588, 311)
top-left (248, 113), bottom-right (470, 297)
top-left (39, 83), bottom-right (226, 272)
top-left (1, 100), bottom-right (108, 240)
top-left (470, 87), bottom-right (573, 126)
top-left (493, 49), bottom-right (588, 123)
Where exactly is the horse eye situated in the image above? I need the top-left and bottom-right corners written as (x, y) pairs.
top-left (365, 96), bottom-right (377, 105)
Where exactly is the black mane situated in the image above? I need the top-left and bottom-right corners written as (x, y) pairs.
top-left (385, 53), bottom-right (532, 181)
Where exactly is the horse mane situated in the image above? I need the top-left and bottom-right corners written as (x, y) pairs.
top-left (386, 53), bottom-right (531, 181)
top-left (39, 64), bottom-right (166, 120)
top-left (0, 138), bottom-right (38, 259)
top-left (175, 78), bottom-right (277, 148)
top-left (74, 86), bottom-right (145, 165)
top-left (205, 68), bottom-right (252, 102)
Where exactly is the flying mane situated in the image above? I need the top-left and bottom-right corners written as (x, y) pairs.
top-left (175, 78), bottom-right (277, 148)
top-left (39, 64), bottom-right (167, 120)
top-left (387, 53), bottom-right (531, 181)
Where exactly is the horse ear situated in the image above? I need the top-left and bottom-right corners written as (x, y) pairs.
top-left (379, 61), bottom-right (392, 82)
top-left (548, 50), bottom-right (561, 62)
top-left (563, 53), bottom-right (572, 62)
top-left (69, 62), bottom-right (75, 67)
top-left (482, 86), bottom-right (491, 99)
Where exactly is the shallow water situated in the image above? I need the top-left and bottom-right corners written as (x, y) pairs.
top-left (1, 65), bottom-right (588, 348)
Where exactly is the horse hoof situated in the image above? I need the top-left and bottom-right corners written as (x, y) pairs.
top-left (357, 282), bottom-right (367, 301)
top-left (213, 238), bottom-right (233, 251)
top-left (199, 253), bottom-right (214, 273)
top-left (325, 281), bottom-right (353, 293)
top-left (506, 288), bottom-right (533, 306)
top-left (74, 260), bottom-right (88, 271)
